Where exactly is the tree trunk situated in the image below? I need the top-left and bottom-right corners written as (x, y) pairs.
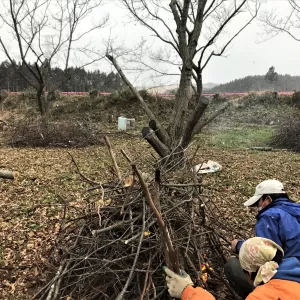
top-left (36, 89), bottom-right (45, 116)
top-left (36, 86), bottom-right (50, 118)
top-left (168, 64), bottom-right (193, 146)
top-left (181, 72), bottom-right (210, 148)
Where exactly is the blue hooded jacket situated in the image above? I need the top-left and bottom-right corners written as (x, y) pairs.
top-left (236, 197), bottom-right (300, 282)
top-left (273, 257), bottom-right (300, 283)
top-left (255, 197), bottom-right (300, 261)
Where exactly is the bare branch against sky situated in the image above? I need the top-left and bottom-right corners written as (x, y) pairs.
top-left (0, 0), bottom-right (108, 115)
top-left (103, 0), bottom-right (262, 89)
top-left (260, 0), bottom-right (300, 41)
top-left (0, 1), bottom-right (299, 87)
top-left (106, 0), bottom-right (260, 159)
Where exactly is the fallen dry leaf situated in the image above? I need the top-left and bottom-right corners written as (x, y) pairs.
top-left (124, 175), bottom-right (134, 187)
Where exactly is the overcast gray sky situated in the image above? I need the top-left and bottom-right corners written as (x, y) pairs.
top-left (0, 0), bottom-right (299, 87)
top-left (89, 0), bottom-right (300, 86)
top-left (204, 0), bottom-right (300, 84)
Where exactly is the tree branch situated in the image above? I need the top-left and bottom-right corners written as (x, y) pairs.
top-left (9, 0), bottom-right (41, 83)
top-left (0, 170), bottom-right (19, 180)
top-left (198, 0), bottom-right (248, 69)
top-left (188, 1), bottom-right (206, 57)
top-left (170, 0), bottom-right (187, 53)
top-left (140, 0), bottom-right (180, 50)
top-left (193, 100), bottom-right (232, 134)
top-left (181, 95), bottom-right (209, 148)
top-left (115, 197), bottom-right (146, 300)
top-left (120, 0), bottom-right (179, 53)
top-left (106, 53), bottom-right (170, 145)
top-left (261, 8), bottom-right (300, 41)
top-left (0, 38), bottom-right (38, 89)
top-left (104, 136), bottom-right (122, 182)
top-left (142, 127), bottom-right (170, 158)
top-left (121, 150), bottom-right (180, 274)
top-left (201, 6), bottom-right (259, 71)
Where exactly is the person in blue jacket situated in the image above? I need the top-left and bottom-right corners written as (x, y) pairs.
top-left (224, 179), bottom-right (300, 299)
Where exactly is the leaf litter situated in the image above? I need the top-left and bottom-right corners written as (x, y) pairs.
top-left (0, 137), bottom-right (299, 299)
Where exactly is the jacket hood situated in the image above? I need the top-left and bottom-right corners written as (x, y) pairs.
top-left (273, 257), bottom-right (300, 283)
top-left (257, 198), bottom-right (300, 220)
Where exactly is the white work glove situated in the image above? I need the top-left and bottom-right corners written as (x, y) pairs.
top-left (163, 266), bottom-right (194, 298)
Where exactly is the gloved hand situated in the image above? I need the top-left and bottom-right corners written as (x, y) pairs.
top-left (163, 266), bottom-right (194, 298)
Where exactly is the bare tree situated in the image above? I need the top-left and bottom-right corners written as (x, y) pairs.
top-left (0, 0), bottom-right (108, 116)
top-left (106, 0), bottom-right (259, 162)
top-left (261, 0), bottom-right (300, 41)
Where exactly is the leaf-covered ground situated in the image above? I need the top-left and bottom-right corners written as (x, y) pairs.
top-left (0, 136), bottom-right (299, 299)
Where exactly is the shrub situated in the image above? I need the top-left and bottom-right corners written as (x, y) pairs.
top-left (138, 89), bottom-right (157, 103)
top-left (4, 117), bottom-right (104, 148)
top-left (47, 90), bottom-right (61, 101)
top-left (105, 89), bottom-right (157, 107)
top-left (22, 88), bottom-right (36, 99)
top-left (291, 91), bottom-right (300, 108)
top-left (2, 93), bottom-right (37, 112)
top-left (102, 89), bottom-right (173, 121)
top-left (2, 94), bottom-right (19, 110)
top-left (0, 89), bottom-right (8, 102)
top-left (212, 93), bottom-right (227, 103)
top-left (270, 114), bottom-right (300, 151)
top-left (243, 91), bottom-right (280, 106)
top-left (89, 89), bottom-right (98, 99)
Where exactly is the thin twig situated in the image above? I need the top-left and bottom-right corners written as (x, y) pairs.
top-left (104, 136), bottom-right (122, 181)
top-left (96, 183), bottom-right (104, 227)
top-left (91, 217), bottom-right (139, 236)
top-left (121, 149), bottom-right (132, 163)
top-left (67, 152), bottom-right (98, 185)
top-left (140, 255), bottom-right (151, 300)
top-left (115, 198), bottom-right (146, 300)
top-left (53, 261), bottom-right (71, 300)
top-left (45, 262), bottom-right (65, 300)
top-left (161, 183), bottom-right (202, 187)
top-left (121, 149), bottom-right (180, 273)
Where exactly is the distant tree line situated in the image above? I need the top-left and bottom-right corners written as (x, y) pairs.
top-left (0, 61), bottom-right (124, 92)
top-left (211, 74), bottom-right (300, 92)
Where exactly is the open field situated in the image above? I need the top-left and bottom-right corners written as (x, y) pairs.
top-left (1, 133), bottom-right (300, 299)
top-left (199, 125), bottom-right (275, 149)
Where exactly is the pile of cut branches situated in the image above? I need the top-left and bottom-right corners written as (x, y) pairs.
top-left (4, 117), bottom-right (104, 148)
top-left (271, 114), bottom-right (300, 152)
top-left (33, 138), bottom-right (244, 300)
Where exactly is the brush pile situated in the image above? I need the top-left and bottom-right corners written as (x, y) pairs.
top-left (33, 137), bottom-right (243, 300)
